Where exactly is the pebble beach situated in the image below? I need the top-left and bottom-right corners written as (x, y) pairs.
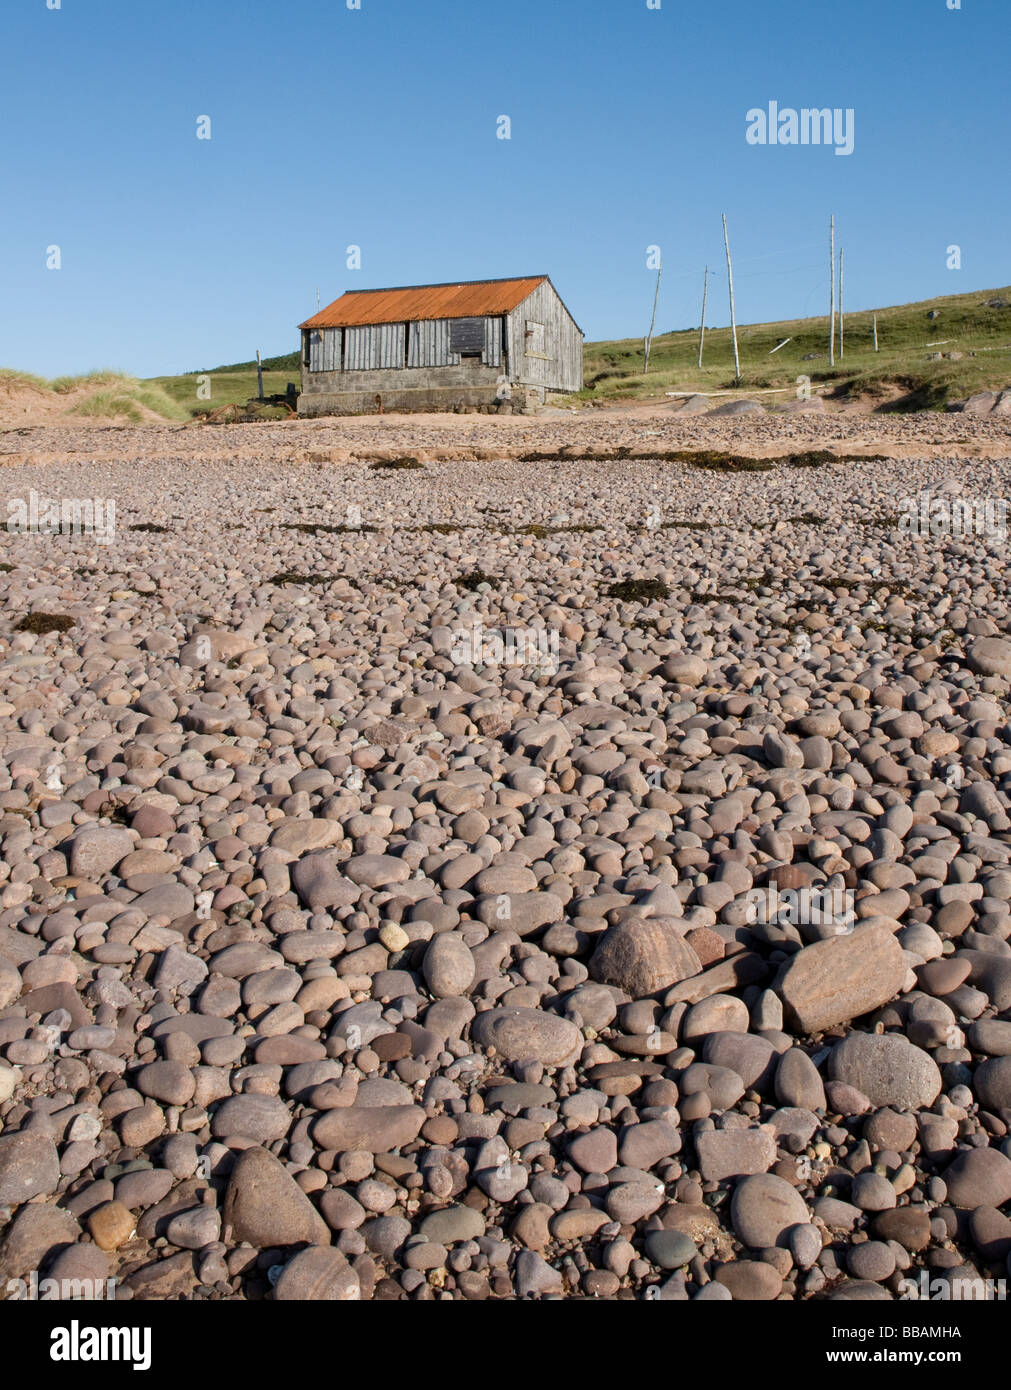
top-left (1, 407), bottom-right (1010, 1304)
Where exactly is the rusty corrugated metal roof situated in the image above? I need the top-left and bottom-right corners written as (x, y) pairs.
top-left (299, 276), bottom-right (549, 330)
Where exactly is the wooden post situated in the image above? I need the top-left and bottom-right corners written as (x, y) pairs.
top-left (723, 215), bottom-right (741, 382)
top-left (829, 215), bottom-right (836, 367)
top-left (644, 263), bottom-right (662, 374)
top-left (839, 248), bottom-right (845, 359)
top-left (256, 349), bottom-right (264, 402)
top-left (873, 313), bottom-right (879, 352)
top-left (697, 265), bottom-right (709, 369)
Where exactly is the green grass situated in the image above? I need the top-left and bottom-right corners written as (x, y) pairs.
top-left (49, 369), bottom-right (132, 395)
top-left (0, 368), bottom-right (190, 423)
top-left (0, 368), bottom-right (50, 390)
top-left (562, 284), bottom-right (1011, 411)
top-left (0, 364), bottom-right (292, 422)
top-left (69, 378), bottom-right (190, 423)
top-left (149, 369), bottom-right (297, 413)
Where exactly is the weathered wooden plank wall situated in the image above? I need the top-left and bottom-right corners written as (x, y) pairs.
top-left (506, 282), bottom-right (583, 392)
top-left (407, 319), bottom-right (459, 368)
top-left (483, 317), bottom-right (503, 369)
top-left (344, 323), bottom-right (406, 370)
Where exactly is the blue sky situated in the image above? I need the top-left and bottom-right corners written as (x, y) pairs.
top-left (1, 0), bottom-right (1007, 377)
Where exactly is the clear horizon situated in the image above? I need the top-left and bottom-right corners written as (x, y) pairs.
top-left (2, 0), bottom-right (1007, 378)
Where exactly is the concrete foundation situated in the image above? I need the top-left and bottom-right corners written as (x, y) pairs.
top-left (297, 384), bottom-right (547, 417)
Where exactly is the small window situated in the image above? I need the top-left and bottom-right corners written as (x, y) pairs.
top-left (450, 317), bottom-right (485, 355)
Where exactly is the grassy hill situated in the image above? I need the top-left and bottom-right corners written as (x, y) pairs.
top-left (194, 351), bottom-right (301, 374)
top-left (575, 285), bottom-right (1011, 410)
